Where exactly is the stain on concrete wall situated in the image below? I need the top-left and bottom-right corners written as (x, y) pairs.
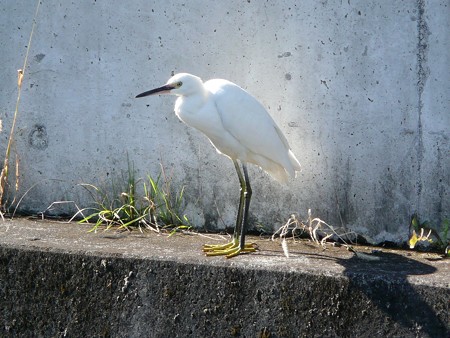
top-left (28, 124), bottom-right (48, 150)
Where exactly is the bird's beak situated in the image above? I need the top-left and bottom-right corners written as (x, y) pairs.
top-left (135, 84), bottom-right (175, 98)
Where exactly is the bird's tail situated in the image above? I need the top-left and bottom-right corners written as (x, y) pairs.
top-left (261, 155), bottom-right (300, 184)
top-left (249, 151), bottom-right (300, 184)
top-left (288, 149), bottom-right (301, 176)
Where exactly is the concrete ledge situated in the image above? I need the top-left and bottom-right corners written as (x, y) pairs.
top-left (0, 219), bottom-right (448, 337)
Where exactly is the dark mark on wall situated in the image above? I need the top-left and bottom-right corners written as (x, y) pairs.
top-left (28, 124), bottom-right (48, 150)
top-left (34, 53), bottom-right (46, 62)
top-left (278, 51), bottom-right (292, 58)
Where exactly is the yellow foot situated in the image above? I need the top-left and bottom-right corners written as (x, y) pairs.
top-left (203, 241), bottom-right (258, 258)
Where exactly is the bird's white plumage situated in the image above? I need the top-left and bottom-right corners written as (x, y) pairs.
top-left (159, 73), bottom-right (300, 183)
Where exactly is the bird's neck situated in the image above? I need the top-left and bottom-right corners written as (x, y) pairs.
top-left (175, 90), bottom-right (208, 114)
top-left (174, 90), bottom-right (211, 129)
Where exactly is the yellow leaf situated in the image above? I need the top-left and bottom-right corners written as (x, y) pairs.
top-left (17, 69), bottom-right (24, 88)
top-left (408, 230), bottom-right (418, 249)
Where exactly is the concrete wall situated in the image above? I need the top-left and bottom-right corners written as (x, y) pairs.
top-left (1, 1), bottom-right (448, 242)
top-left (1, 219), bottom-right (449, 337)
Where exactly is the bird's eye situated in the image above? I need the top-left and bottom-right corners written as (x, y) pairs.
top-left (176, 81), bottom-right (183, 88)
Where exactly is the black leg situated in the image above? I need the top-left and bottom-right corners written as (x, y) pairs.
top-left (233, 160), bottom-right (246, 244)
top-left (240, 163), bottom-right (252, 249)
top-left (203, 160), bottom-right (256, 258)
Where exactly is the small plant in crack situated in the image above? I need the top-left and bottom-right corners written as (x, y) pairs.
top-left (408, 213), bottom-right (449, 256)
top-left (76, 159), bottom-right (191, 235)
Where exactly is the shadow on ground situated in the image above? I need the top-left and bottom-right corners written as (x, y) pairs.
top-left (338, 251), bottom-right (447, 337)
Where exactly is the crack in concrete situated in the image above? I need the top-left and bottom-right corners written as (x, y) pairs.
top-left (415, 0), bottom-right (430, 213)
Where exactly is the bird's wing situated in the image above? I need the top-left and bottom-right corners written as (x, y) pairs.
top-left (206, 79), bottom-right (293, 170)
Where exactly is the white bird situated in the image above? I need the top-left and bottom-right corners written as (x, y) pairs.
top-left (136, 73), bottom-right (301, 258)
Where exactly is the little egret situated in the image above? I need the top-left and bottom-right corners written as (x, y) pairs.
top-left (136, 73), bottom-right (301, 258)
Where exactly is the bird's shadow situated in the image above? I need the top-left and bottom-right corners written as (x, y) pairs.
top-left (258, 248), bottom-right (448, 336)
top-left (338, 251), bottom-right (447, 337)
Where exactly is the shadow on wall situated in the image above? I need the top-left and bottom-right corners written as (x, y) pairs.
top-left (338, 252), bottom-right (448, 337)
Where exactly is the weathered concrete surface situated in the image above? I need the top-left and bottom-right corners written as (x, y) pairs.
top-left (0, 1), bottom-right (449, 243)
top-left (0, 219), bottom-right (448, 337)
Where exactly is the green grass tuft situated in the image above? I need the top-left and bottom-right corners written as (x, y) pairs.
top-left (77, 159), bottom-right (191, 234)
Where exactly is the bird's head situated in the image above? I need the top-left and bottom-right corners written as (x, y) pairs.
top-left (136, 73), bottom-right (204, 98)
